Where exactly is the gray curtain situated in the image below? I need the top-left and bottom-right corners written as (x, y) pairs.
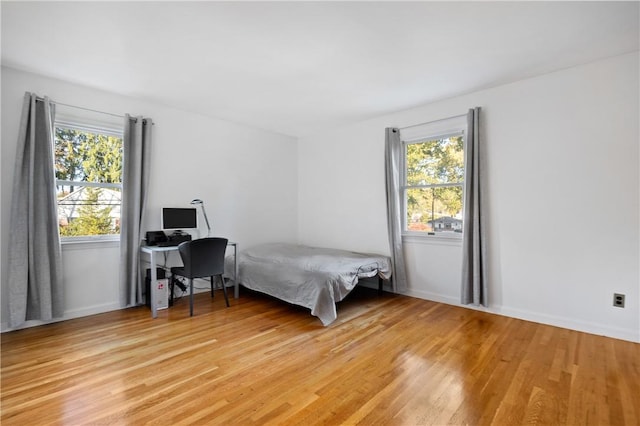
top-left (461, 107), bottom-right (488, 306)
top-left (119, 114), bottom-right (152, 307)
top-left (385, 127), bottom-right (408, 292)
top-left (8, 93), bottom-right (64, 327)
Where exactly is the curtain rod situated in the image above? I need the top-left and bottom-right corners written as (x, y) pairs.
top-left (398, 112), bottom-right (467, 131)
top-left (35, 96), bottom-right (124, 119)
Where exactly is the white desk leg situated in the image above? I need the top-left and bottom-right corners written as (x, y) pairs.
top-left (234, 243), bottom-right (239, 299)
top-left (150, 250), bottom-right (158, 318)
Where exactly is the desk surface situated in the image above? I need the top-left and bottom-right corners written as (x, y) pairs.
top-left (141, 241), bottom-right (237, 252)
top-left (140, 244), bottom-right (181, 253)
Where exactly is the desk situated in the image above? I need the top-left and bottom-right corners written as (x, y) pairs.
top-left (140, 241), bottom-right (238, 318)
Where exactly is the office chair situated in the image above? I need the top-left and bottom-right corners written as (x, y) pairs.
top-left (170, 237), bottom-right (230, 316)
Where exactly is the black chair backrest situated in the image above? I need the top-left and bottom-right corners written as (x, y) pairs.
top-left (177, 237), bottom-right (228, 279)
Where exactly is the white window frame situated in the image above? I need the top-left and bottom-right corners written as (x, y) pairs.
top-left (400, 115), bottom-right (467, 241)
top-left (54, 119), bottom-right (124, 244)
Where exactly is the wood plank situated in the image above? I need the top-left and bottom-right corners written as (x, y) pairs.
top-left (1, 287), bottom-right (638, 425)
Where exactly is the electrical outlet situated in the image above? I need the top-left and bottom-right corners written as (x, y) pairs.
top-left (613, 293), bottom-right (625, 308)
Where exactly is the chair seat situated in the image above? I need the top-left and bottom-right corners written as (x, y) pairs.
top-left (170, 266), bottom-right (186, 276)
top-left (169, 237), bottom-right (230, 316)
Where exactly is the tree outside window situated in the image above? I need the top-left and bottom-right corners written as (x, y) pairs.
top-left (404, 135), bottom-right (464, 235)
top-left (54, 125), bottom-right (123, 238)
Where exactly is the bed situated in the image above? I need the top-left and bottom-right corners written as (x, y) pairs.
top-left (227, 243), bottom-right (392, 325)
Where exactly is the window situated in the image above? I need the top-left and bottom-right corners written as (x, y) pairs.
top-left (54, 121), bottom-right (123, 240)
top-left (401, 117), bottom-right (466, 237)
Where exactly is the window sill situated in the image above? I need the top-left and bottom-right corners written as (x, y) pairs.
top-left (61, 236), bottom-right (120, 250)
top-left (402, 234), bottom-right (463, 247)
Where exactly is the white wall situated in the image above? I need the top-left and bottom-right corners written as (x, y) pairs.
top-left (1, 66), bottom-right (299, 330)
top-left (3, 54), bottom-right (638, 342)
top-left (298, 52), bottom-right (639, 342)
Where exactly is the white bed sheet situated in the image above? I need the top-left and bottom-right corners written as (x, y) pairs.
top-left (230, 243), bottom-right (391, 325)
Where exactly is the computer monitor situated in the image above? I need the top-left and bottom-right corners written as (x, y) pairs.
top-left (161, 207), bottom-right (197, 233)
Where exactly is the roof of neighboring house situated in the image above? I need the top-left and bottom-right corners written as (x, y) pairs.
top-left (58, 187), bottom-right (121, 219)
top-left (428, 216), bottom-right (462, 224)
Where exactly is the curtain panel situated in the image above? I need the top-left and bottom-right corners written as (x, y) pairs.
top-left (384, 127), bottom-right (408, 293)
top-left (461, 107), bottom-right (488, 306)
top-left (119, 115), bottom-right (152, 307)
top-left (7, 93), bottom-right (64, 327)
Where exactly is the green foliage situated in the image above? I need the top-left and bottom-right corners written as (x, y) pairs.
top-left (54, 128), bottom-right (85, 191)
top-left (81, 134), bottom-right (122, 183)
top-left (55, 128), bottom-right (122, 185)
top-left (59, 187), bottom-right (118, 237)
top-left (406, 136), bottom-right (463, 185)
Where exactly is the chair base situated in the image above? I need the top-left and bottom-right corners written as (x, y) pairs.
top-left (170, 274), bottom-right (230, 316)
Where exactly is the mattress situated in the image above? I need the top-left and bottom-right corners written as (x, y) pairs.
top-left (229, 243), bottom-right (391, 325)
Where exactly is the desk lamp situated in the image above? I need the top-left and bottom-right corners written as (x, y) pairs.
top-left (190, 199), bottom-right (211, 237)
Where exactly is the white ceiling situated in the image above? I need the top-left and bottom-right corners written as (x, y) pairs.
top-left (2, 1), bottom-right (638, 137)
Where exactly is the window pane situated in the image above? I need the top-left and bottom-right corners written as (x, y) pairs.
top-left (54, 127), bottom-right (123, 184)
top-left (57, 185), bottom-right (121, 236)
top-left (55, 125), bottom-right (123, 238)
top-left (406, 136), bottom-right (464, 186)
top-left (406, 186), bottom-right (463, 233)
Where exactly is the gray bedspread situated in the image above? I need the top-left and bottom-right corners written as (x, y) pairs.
top-left (230, 243), bottom-right (391, 325)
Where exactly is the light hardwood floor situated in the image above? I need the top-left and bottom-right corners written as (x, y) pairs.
top-left (1, 287), bottom-right (638, 425)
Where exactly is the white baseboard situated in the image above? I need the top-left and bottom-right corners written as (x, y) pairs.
top-left (401, 288), bottom-right (639, 343)
top-left (4, 287), bottom-right (637, 343)
top-left (1, 301), bottom-right (122, 333)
